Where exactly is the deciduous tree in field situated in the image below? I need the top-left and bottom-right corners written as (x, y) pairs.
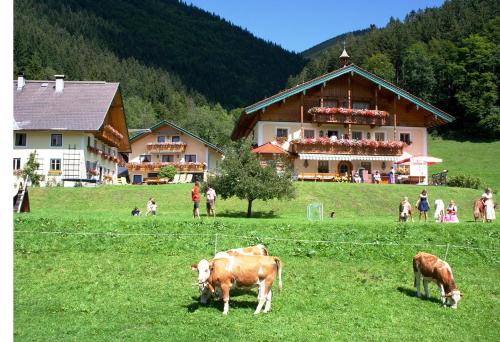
top-left (208, 140), bottom-right (295, 217)
top-left (22, 151), bottom-right (41, 187)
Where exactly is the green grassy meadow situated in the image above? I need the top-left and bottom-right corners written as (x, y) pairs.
top-left (14, 182), bottom-right (500, 341)
top-left (428, 136), bottom-right (500, 190)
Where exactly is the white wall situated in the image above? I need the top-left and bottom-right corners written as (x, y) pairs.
top-left (13, 131), bottom-right (119, 186)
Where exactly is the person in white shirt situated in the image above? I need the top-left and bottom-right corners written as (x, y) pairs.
top-left (206, 186), bottom-right (217, 217)
top-left (482, 188), bottom-right (496, 222)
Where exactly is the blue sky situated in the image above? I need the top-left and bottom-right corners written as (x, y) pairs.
top-left (184, 0), bottom-right (445, 52)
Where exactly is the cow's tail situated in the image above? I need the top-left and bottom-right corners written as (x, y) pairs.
top-left (258, 244), bottom-right (269, 256)
top-left (274, 257), bottom-right (283, 292)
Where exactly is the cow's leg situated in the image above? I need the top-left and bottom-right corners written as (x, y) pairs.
top-left (220, 283), bottom-right (230, 315)
top-left (415, 271), bottom-right (421, 298)
top-left (263, 289), bottom-right (272, 313)
top-left (439, 283), bottom-right (446, 305)
top-left (254, 281), bottom-right (266, 315)
top-left (423, 279), bottom-right (430, 299)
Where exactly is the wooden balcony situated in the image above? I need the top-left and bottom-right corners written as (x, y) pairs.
top-left (96, 124), bottom-right (124, 148)
top-left (146, 142), bottom-right (187, 153)
top-left (127, 162), bottom-right (204, 173)
top-left (290, 138), bottom-right (404, 156)
top-left (309, 107), bottom-right (390, 126)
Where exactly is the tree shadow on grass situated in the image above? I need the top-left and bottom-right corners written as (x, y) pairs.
top-left (397, 286), bottom-right (442, 304)
top-left (185, 293), bottom-right (258, 313)
top-left (215, 210), bottom-right (279, 219)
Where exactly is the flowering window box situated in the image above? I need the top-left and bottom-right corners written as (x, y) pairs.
top-left (290, 138), bottom-right (404, 156)
top-left (48, 170), bottom-right (62, 176)
top-left (309, 107), bottom-right (390, 126)
top-left (146, 142), bottom-right (187, 153)
top-left (126, 161), bottom-right (205, 172)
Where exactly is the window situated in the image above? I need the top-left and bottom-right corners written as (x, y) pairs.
top-left (87, 137), bottom-right (91, 147)
top-left (361, 162), bottom-right (372, 173)
top-left (353, 102), bottom-right (370, 110)
top-left (318, 161), bottom-right (329, 173)
top-left (400, 133), bottom-right (411, 145)
top-left (352, 131), bottom-right (362, 140)
top-left (276, 128), bottom-right (288, 138)
top-left (15, 133), bottom-right (26, 146)
top-left (323, 99), bottom-right (338, 108)
top-left (327, 130), bottom-right (338, 138)
top-left (50, 159), bottom-right (61, 171)
top-left (50, 134), bottom-right (62, 147)
top-left (319, 130), bottom-right (324, 138)
top-left (94, 139), bottom-right (97, 148)
top-left (185, 154), bottom-right (197, 162)
top-left (139, 154), bottom-right (151, 162)
top-left (304, 129), bottom-right (315, 139)
top-left (147, 173), bottom-right (158, 178)
top-left (374, 132), bottom-right (385, 141)
top-left (162, 155), bottom-right (173, 162)
top-left (157, 135), bottom-right (166, 143)
top-left (171, 136), bottom-right (180, 143)
top-left (13, 158), bottom-right (21, 170)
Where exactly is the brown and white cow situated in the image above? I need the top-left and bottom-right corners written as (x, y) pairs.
top-left (191, 255), bottom-right (282, 315)
top-left (214, 244), bottom-right (268, 259)
top-left (413, 252), bottom-right (463, 308)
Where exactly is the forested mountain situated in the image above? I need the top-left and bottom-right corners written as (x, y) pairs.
top-left (301, 28), bottom-right (371, 60)
top-left (15, 0), bottom-right (305, 109)
top-left (290, 0), bottom-right (500, 139)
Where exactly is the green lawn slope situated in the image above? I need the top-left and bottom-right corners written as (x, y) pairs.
top-left (428, 136), bottom-right (500, 190)
top-left (14, 183), bottom-right (499, 340)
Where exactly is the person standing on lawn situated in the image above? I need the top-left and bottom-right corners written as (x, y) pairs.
top-left (206, 185), bottom-right (217, 217)
top-left (416, 189), bottom-right (430, 222)
top-left (191, 181), bottom-right (201, 218)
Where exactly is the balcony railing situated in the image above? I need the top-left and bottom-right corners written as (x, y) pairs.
top-left (290, 138), bottom-right (404, 156)
top-left (127, 162), bottom-right (205, 172)
top-left (309, 107), bottom-right (390, 126)
top-left (146, 142), bottom-right (187, 153)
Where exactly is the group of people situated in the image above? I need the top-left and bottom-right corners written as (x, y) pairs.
top-left (131, 197), bottom-right (157, 216)
top-left (191, 181), bottom-right (217, 218)
top-left (352, 167), bottom-right (396, 184)
top-left (399, 188), bottom-right (496, 223)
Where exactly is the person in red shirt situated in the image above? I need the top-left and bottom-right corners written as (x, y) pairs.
top-left (191, 181), bottom-right (201, 218)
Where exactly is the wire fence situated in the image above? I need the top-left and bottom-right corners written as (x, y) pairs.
top-left (13, 230), bottom-right (500, 254)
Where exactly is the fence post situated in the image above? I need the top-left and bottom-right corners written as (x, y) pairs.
top-left (444, 243), bottom-right (450, 261)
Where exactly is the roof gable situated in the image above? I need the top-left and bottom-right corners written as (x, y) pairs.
top-left (14, 80), bottom-right (120, 131)
top-left (129, 120), bottom-right (224, 154)
top-left (244, 64), bottom-right (454, 123)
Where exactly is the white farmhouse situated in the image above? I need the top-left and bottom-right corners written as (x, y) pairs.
top-left (13, 73), bottom-right (131, 186)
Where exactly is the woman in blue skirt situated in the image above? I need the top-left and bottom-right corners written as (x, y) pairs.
top-left (416, 189), bottom-right (430, 222)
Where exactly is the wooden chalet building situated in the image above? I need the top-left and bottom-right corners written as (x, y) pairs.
top-left (127, 120), bottom-right (224, 184)
top-left (232, 51), bottom-right (454, 184)
top-left (13, 74), bottom-right (130, 186)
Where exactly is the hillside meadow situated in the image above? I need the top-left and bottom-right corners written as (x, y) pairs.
top-left (428, 136), bottom-right (500, 190)
top-left (14, 182), bottom-right (500, 341)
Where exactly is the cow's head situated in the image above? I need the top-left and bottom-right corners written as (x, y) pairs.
top-left (445, 290), bottom-right (463, 309)
top-left (191, 259), bottom-right (212, 303)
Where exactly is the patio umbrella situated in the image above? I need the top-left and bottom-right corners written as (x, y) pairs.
top-left (395, 155), bottom-right (443, 165)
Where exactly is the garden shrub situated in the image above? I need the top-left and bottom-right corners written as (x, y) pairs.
top-left (159, 165), bottom-right (177, 180)
top-left (448, 173), bottom-right (483, 189)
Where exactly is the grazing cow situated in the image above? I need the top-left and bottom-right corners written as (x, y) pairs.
top-left (214, 244), bottom-right (268, 259)
top-left (191, 255), bottom-right (282, 315)
top-left (473, 198), bottom-right (486, 222)
top-left (413, 252), bottom-right (463, 308)
top-left (399, 197), bottom-right (413, 222)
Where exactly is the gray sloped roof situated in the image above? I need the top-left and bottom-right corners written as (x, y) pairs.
top-left (13, 80), bottom-right (119, 131)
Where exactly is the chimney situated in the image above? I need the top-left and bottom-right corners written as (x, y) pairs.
top-left (55, 74), bottom-right (65, 93)
top-left (17, 72), bottom-right (25, 90)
